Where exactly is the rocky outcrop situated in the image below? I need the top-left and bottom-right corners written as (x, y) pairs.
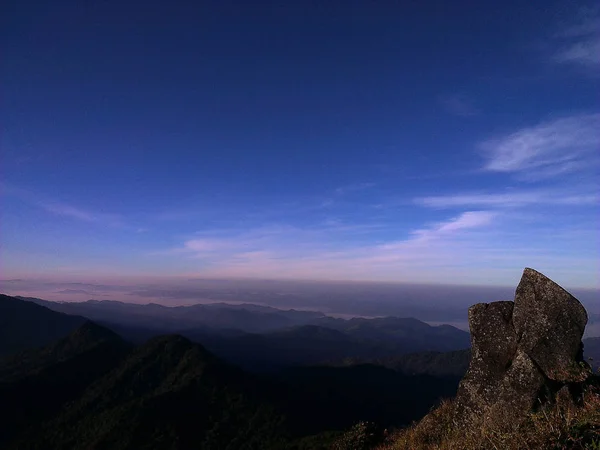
top-left (454, 268), bottom-right (591, 425)
top-left (512, 269), bottom-right (588, 382)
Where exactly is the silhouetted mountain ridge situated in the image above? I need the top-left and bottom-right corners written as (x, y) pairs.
top-left (11, 295), bottom-right (472, 372)
top-left (0, 320), bottom-right (131, 446)
top-left (0, 294), bottom-right (86, 357)
top-left (17, 296), bottom-right (326, 333)
top-left (0, 320), bottom-right (128, 382)
top-left (4, 333), bottom-right (286, 450)
top-left (17, 296), bottom-right (468, 340)
top-left (330, 349), bottom-right (472, 378)
top-left (187, 321), bottom-right (470, 372)
top-left (585, 337), bottom-right (600, 370)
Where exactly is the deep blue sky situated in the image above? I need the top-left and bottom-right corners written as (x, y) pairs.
top-left (2, 0), bottom-right (599, 289)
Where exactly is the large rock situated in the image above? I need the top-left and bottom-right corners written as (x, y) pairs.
top-left (454, 268), bottom-right (591, 425)
top-left (512, 268), bottom-right (588, 382)
top-left (456, 302), bottom-right (517, 416)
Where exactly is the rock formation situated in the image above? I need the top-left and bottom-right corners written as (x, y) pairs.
top-left (454, 268), bottom-right (591, 425)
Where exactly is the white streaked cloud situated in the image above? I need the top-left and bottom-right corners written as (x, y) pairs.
top-left (40, 202), bottom-right (97, 222)
top-left (402, 211), bottom-right (495, 244)
top-left (169, 222), bottom-right (378, 259)
top-left (554, 38), bottom-right (600, 66)
top-left (171, 209), bottom-right (598, 287)
top-left (156, 211), bottom-right (502, 282)
top-left (1, 183), bottom-right (139, 230)
top-left (426, 211), bottom-right (494, 232)
top-left (553, 9), bottom-right (600, 67)
top-left (481, 113), bottom-right (600, 178)
top-left (174, 212), bottom-right (495, 260)
top-left (416, 191), bottom-right (600, 209)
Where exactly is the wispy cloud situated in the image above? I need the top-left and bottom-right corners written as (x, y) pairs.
top-left (416, 191), bottom-right (600, 209)
top-left (390, 211), bottom-right (495, 245)
top-left (37, 200), bottom-right (126, 227)
top-left (169, 223), bottom-right (364, 259)
top-left (481, 113), bottom-right (600, 179)
top-left (440, 93), bottom-right (480, 117)
top-left (553, 8), bottom-right (600, 67)
top-left (1, 183), bottom-right (140, 230)
top-left (191, 216), bottom-right (597, 287)
top-left (156, 211), bottom-right (505, 283)
top-left (415, 211), bottom-right (494, 236)
top-left (40, 202), bottom-right (98, 222)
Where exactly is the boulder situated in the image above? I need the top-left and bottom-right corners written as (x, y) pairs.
top-left (512, 268), bottom-right (588, 382)
top-left (456, 302), bottom-right (517, 416)
top-left (454, 268), bottom-right (591, 425)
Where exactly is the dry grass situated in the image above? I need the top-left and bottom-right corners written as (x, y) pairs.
top-left (377, 382), bottom-right (600, 450)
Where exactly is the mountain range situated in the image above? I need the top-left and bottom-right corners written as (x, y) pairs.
top-left (15, 297), bottom-right (471, 369)
top-left (16, 296), bottom-right (327, 333)
top-left (0, 293), bottom-right (468, 449)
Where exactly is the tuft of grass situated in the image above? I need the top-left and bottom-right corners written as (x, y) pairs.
top-left (376, 379), bottom-right (600, 450)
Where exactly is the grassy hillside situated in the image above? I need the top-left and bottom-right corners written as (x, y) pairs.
top-left (0, 322), bottom-right (132, 447)
top-left (5, 334), bottom-right (287, 450)
top-left (372, 375), bottom-right (600, 450)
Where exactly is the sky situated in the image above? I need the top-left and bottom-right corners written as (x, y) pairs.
top-left (1, 0), bottom-right (599, 290)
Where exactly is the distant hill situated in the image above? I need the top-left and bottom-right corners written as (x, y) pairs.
top-left (274, 364), bottom-right (460, 433)
top-left (0, 320), bottom-right (129, 381)
top-left (313, 316), bottom-right (471, 351)
top-left (0, 321), bottom-right (131, 446)
top-left (13, 296), bottom-right (471, 372)
top-left (17, 296), bottom-right (326, 333)
top-left (192, 322), bottom-right (469, 372)
top-left (194, 325), bottom-right (375, 371)
top-left (2, 333), bottom-right (286, 450)
top-left (376, 349), bottom-right (471, 377)
top-left (330, 349), bottom-right (472, 378)
top-left (0, 294), bottom-right (86, 357)
top-left (584, 337), bottom-right (600, 370)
